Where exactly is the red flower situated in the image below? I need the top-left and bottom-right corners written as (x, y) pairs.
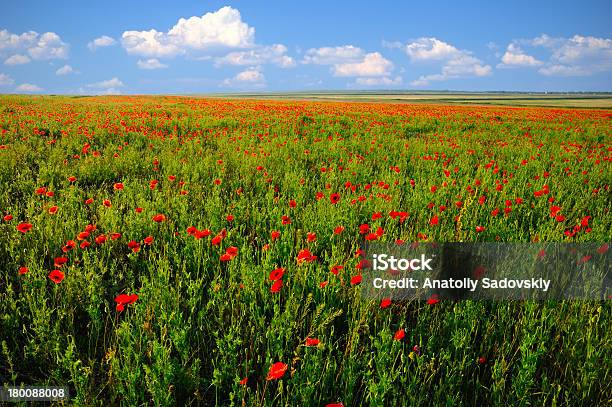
top-left (427, 294), bottom-right (440, 305)
top-left (319, 280), bottom-right (329, 288)
top-left (271, 280), bottom-right (283, 293)
top-left (269, 267), bottom-right (285, 281)
top-left (226, 214), bottom-right (234, 222)
top-left (143, 236), bottom-right (154, 245)
top-left (297, 248), bottom-right (317, 263)
top-left (266, 362), bottom-right (288, 380)
top-left (307, 232), bottom-right (317, 242)
top-left (68, 176), bottom-right (77, 183)
top-left (380, 298), bottom-right (392, 309)
top-left (135, 207), bottom-right (143, 213)
top-left (48, 205), bottom-right (58, 214)
top-left (127, 240), bottom-right (141, 253)
top-left (110, 232), bottom-right (121, 240)
top-left (115, 293), bottom-right (139, 312)
top-left (478, 356), bottom-right (487, 364)
top-left (330, 193), bottom-right (340, 204)
top-left (95, 235), bottom-right (107, 245)
top-left (359, 224), bottom-right (370, 234)
top-left (48, 269), bottom-right (64, 284)
top-left (330, 265), bottom-right (344, 275)
top-left (113, 182), bottom-right (124, 190)
top-left (350, 274), bottom-right (362, 285)
top-left (429, 216), bottom-right (439, 226)
top-left (333, 226), bottom-right (345, 235)
top-left (289, 200), bottom-right (297, 208)
top-left (18, 266), bottom-right (28, 275)
top-left (281, 215), bottom-right (291, 225)
top-left (16, 222), bottom-right (33, 233)
top-left (271, 230), bottom-right (280, 240)
top-left (103, 199), bottom-right (112, 208)
top-left (84, 198), bottom-right (93, 205)
top-left (326, 403), bottom-right (344, 407)
top-left (80, 241), bottom-right (90, 249)
top-left (3, 214), bottom-right (12, 221)
top-left (305, 337), bottom-right (320, 346)
top-left (475, 226), bottom-right (485, 233)
top-left (152, 214), bottom-right (166, 223)
top-left (239, 377), bottom-right (248, 386)
top-left (393, 328), bottom-right (405, 341)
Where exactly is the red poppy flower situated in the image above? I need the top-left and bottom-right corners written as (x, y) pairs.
top-left (271, 230), bottom-right (280, 240)
top-left (220, 253), bottom-right (232, 262)
top-left (103, 199), bottom-right (112, 208)
top-left (186, 226), bottom-right (197, 235)
top-left (48, 206), bottom-right (58, 214)
top-left (266, 362), bottom-right (288, 380)
top-left (271, 280), bottom-right (283, 293)
top-left (49, 269), bottom-right (64, 284)
top-left (330, 265), bottom-right (344, 275)
top-left (152, 214), bottom-right (166, 223)
top-left (95, 235), bottom-right (107, 245)
top-left (427, 294), bottom-right (440, 305)
top-left (393, 328), bottom-right (405, 341)
top-left (307, 232), bottom-right (316, 242)
top-left (127, 240), bottom-right (141, 253)
top-left (333, 226), bottom-right (344, 235)
top-left (289, 200), bottom-right (297, 208)
top-left (225, 246), bottom-right (238, 258)
top-left (35, 187), bottom-right (46, 195)
top-left (16, 222), bottom-right (33, 233)
top-left (77, 231), bottom-right (90, 240)
top-left (475, 226), bottom-right (485, 233)
top-left (359, 224), bottom-right (370, 234)
top-left (195, 229), bottom-right (211, 239)
top-left (478, 356), bottom-right (487, 364)
top-left (269, 267), bottom-right (285, 281)
top-left (143, 236), bottom-right (154, 245)
top-left (429, 216), bottom-right (439, 226)
top-left (326, 403), bottom-right (344, 407)
top-left (239, 377), bottom-right (248, 386)
top-left (281, 215), bottom-right (291, 225)
top-left (226, 214), bottom-right (234, 222)
top-left (380, 298), bottom-right (392, 309)
top-left (84, 198), bottom-right (94, 205)
top-left (319, 280), bottom-right (329, 288)
top-left (365, 233), bottom-right (379, 241)
top-left (18, 266), bottom-right (28, 275)
top-left (110, 232), bottom-right (121, 240)
top-left (350, 275), bottom-right (362, 285)
top-left (211, 235), bottom-right (222, 245)
top-left (113, 182), bottom-right (124, 190)
top-left (3, 214), bottom-right (12, 221)
top-left (115, 293), bottom-right (139, 311)
top-left (330, 193), bottom-right (340, 204)
top-left (135, 207), bottom-right (143, 213)
top-left (68, 176), bottom-right (77, 183)
top-left (297, 248), bottom-right (317, 263)
top-left (305, 337), bottom-right (320, 346)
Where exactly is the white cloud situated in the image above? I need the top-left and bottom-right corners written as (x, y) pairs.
top-left (0, 73), bottom-right (14, 86)
top-left (122, 6), bottom-right (254, 58)
top-left (503, 34), bottom-right (612, 76)
top-left (87, 77), bottom-right (124, 89)
top-left (221, 67), bottom-right (265, 87)
top-left (333, 52), bottom-right (393, 77)
top-left (215, 44), bottom-right (295, 67)
top-left (0, 29), bottom-right (68, 60)
top-left (497, 44), bottom-right (543, 68)
top-left (303, 45), bottom-right (365, 65)
top-left (4, 54), bottom-right (30, 65)
top-left (355, 76), bottom-right (402, 86)
top-left (56, 64), bottom-right (76, 75)
top-left (137, 58), bottom-right (168, 69)
top-left (403, 38), bottom-right (491, 86)
top-left (87, 35), bottom-right (116, 51)
top-left (405, 38), bottom-right (461, 61)
top-left (15, 83), bottom-right (42, 92)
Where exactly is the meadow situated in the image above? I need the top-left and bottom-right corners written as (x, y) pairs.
top-left (0, 95), bottom-right (610, 406)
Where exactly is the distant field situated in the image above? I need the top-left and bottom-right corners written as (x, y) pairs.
top-left (208, 92), bottom-right (612, 109)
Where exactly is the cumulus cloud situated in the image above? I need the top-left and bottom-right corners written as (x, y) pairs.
top-left (303, 45), bottom-right (397, 86)
top-left (122, 6), bottom-right (255, 58)
top-left (354, 76), bottom-right (402, 86)
top-left (221, 67), bottom-right (265, 87)
top-left (497, 44), bottom-right (543, 68)
top-left (137, 58), bottom-right (168, 69)
top-left (87, 77), bottom-right (124, 89)
top-left (0, 73), bottom-right (14, 86)
top-left (87, 35), bottom-right (116, 51)
top-left (4, 54), bottom-right (30, 65)
top-left (500, 34), bottom-right (612, 76)
top-left (402, 37), bottom-right (491, 86)
top-left (15, 83), bottom-right (42, 92)
top-left (215, 44), bottom-right (295, 67)
top-left (56, 64), bottom-right (76, 75)
top-left (0, 29), bottom-right (68, 60)
top-left (303, 45), bottom-right (365, 65)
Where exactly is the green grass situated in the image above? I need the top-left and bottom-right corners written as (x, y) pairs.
top-left (0, 95), bottom-right (610, 406)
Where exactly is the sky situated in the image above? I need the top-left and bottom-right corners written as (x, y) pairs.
top-left (0, 0), bottom-right (611, 94)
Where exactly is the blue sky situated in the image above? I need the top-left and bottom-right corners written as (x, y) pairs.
top-left (1, 1), bottom-right (611, 94)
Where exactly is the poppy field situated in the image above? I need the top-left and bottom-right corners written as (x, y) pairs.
top-left (0, 95), bottom-right (610, 406)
